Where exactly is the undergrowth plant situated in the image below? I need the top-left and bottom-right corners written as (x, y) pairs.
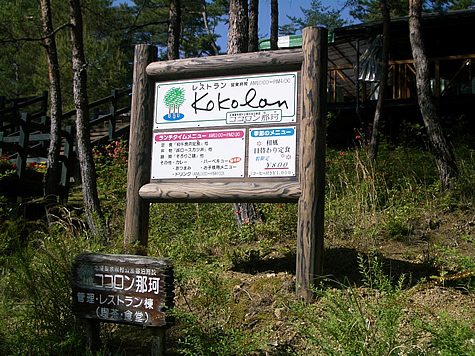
top-left (325, 145), bottom-right (442, 246)
top-left (0, 140), bottom-right (473, 355)
top-left (290, 250), bottom-right (413, 355)
top-left (173, 264), bottom-right (266, 355)
top-left (147, 202), bottom-right (239, 263)
top-left (0, 224), bottom-right (113, 355)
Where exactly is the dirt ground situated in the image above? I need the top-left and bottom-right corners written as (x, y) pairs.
top-left (106, 207), bottom-right (475, 355)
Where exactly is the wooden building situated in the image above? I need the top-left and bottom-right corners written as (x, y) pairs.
top-left (330, 9), bottom-right (475, 146)
top-left (263, 9), bottom-right (475, 147)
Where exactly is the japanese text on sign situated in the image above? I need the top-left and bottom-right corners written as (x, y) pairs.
top-left (154, 72), bottom-right (297, 129)
top-left (71, 254), bottom-right (174, 328)
top-left (151, 129), bottom-right (245, 179)
top-left (248, 127), bottom-right (297, 177)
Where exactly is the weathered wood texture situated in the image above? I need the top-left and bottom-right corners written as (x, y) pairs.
top-left (139, 181), bottom-right (301, 203)
top-left (146, 49), bottom-right (303, 81)
top-left (84, 319), bottom-right (101, 352)
top-left (124, 45), bottom-right (157, 252)
top-left (71, 253), bottom-right (174, 328)
top-left (151, 328), bottom-right (166, 356)
top-left (296, 27), bottom-right (327, 302)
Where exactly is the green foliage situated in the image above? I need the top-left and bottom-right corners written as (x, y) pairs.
top-left (419, 312), bottom-right (475, 355)
top-left (290, 253), bottom-right (410, 355)
top-left (163, 87), bottom-right (185, 106)
top-left (0, 140), bottom-right (474, 354)
top-left (179, 0), bottom-right (228, 57)
top-left (383, 217), bottom-right (412, 241)
top-left (349, 0), bottom-right (409, 22)
top-left (348, 0), bottom-right (475, 23)
top-left (94, 139), bottom-right (128, 194)
top-left (280, 0), bottom-right (350, 35)
top-left (325, 145), bottom-right (443, 243)
top-left (358, 250), bottom-right (406, 295)
top-left (434, 244), bottom-right (475, 290)
top-left (147, 202), bottom-right (239, 263)
top-left (0, 225), bottom-right (112, 355)
top-left (0, 219), bottom-right (44, 264)
top-left (174, 264), bottom-right (266, 356)
top-left (0, 0), bottom-right (132, 107)
top-left (93, 139), bottom-right (128, 234)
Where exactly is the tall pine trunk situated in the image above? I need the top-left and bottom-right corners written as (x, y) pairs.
top-left (227, 0), bottom-right (248, 54)
top-left (409, 0), bottom-right (457, 191)
top-left (248, 0), bottom-right (259, 52)
top-left (202, 2), bottom-right (219, 56)
top-left (228, 0), bottom-right (261, 226)
top-left (270, 0), bottom-right (278, 50)
top-left (40, 0), bottom-right (63, 203)
top-left (167, 0), bottom-right (180, 60)
top-left (369, 0), bottom-right (390, 159)
top-left (70, 0), bottom-right (108, 240)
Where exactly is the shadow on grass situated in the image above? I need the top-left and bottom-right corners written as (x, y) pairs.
top-left (231, 247), bottom-right (438, 287)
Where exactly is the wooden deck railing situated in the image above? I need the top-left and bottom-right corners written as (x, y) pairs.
top-left (328, 54), bottom-right (475, 104)
top-left (0, 88), bottom-right (132, 200)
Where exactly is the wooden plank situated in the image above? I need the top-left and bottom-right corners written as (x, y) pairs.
top-left (16, 113), bottom-right (30, 180)
top-left (124, 45), bottom-right (157, 252)
top-left (71, 253), bottom-right (174, 328)
top-left (296, 27), bottom-right (327, 302)
top-left (146, 48), bottom-right (303, 80)
top-left (139, 181), bottom-right (301, 203)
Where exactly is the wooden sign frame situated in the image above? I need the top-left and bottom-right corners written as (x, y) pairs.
top-left (124, 27), bottom-right (327, 302)
top-left (71, 253), bottom-right (174, 328)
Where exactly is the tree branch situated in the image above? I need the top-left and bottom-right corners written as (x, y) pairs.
top-left (0, 23), bottom-right (72, 44)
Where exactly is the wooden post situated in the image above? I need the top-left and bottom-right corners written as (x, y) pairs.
top-left (435, 60), bottom-right (440, 97)
top-left (16, 113), bottom-right (31, 180)
top-left (108, 89), bottom-right (117, 140)
top-left (296, 27), bottom-right (327, 302)
top-left (151, 328), bottom-right (166, 356)
top-left (124, 44), bottom-right (157, 253)
top-left (84, 319), bottom-right (101, 352)
top-left (60, 125), bottom-right (75, 201)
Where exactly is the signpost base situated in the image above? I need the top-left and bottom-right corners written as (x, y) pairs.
top-left (85, 319), bottom-right (101, 352)
top-left (151, 328), bottom-right (166, 356)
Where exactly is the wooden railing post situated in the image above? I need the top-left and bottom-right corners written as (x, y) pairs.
top-left (108, 90), bottom-right (117, 141)
top-left (60, 125), bottom-right (76, 201)
top-left (40, 91), bottom-right (48, 116)
top-left (124, 44), bottom-right (157, 253)
top-left (296, 27), bottom-right (327, 302)
top-left (16, 113), bottom-right (31, 181)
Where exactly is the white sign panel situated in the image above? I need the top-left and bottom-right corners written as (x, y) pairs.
top-left (154, 72), bottom-right (297, 130)
top-left (151, 129), bottom-right (245, 179)
top-left (248, 126), bottom-right (297, 177)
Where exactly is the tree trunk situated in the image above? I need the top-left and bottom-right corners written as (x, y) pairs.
top-left (409, 0), bottom-right (457, 191)
top-left (248, 0), bottom-right (259, 52)
top-left (270, 0), bottom-right (278, 50)
top-left (369, 0), bottom-right (390, 159)
top-left (70, 0), bottom-right (108, 241)
top-left (167, 0), bottom-right (181, 60)
top-left (201, 1), bottom-right (219, 56)
top-left (40, 0), bottom-right (63, 203)
top-left (228, 0), bottom-right (261, 226)
top-left (227, 0), bottom-right (248, 54)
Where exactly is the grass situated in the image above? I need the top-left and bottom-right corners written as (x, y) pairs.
top-left (0, 140), bottom-right (473, 355)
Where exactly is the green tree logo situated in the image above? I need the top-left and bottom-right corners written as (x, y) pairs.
top-left (163, 87), bottom-right (186, 119)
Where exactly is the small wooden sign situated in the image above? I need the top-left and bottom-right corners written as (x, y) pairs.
top-left (71, 253), bottom-right (174, 328)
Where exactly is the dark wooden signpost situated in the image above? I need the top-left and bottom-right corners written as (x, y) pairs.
top-left (124, 27), bottom-right (327, 303)
top-left (71, 253), bottom-right (174, 353)
top-left (121, 27), bottom-right (326, 354)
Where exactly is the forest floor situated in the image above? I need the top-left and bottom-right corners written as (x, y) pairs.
top-left (103, 204), bottom-right (475, 355)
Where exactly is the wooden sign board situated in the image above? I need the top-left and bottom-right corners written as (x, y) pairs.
top-left (126, 27), bottom-right (327, 301)
top-left (71, 253), bottom-right (174, 328)
top-left (150, 72), bottom-right (298, 182)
